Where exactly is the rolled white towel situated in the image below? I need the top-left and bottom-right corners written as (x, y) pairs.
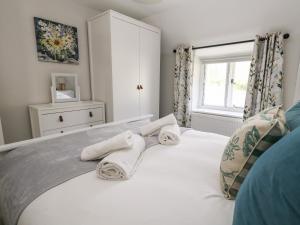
top-left (81, 130), bottom-right (134, 161)
top-left (158, 124), bottom-right (181, 145)
top-left (140, 114), bottom-right (177, 136)
top-left (96, 134), bottom-right (145, 180)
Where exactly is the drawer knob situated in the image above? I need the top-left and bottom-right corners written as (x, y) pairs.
top-left (59, 115), bottom-right (63, 122)
top-left (60, 131), bottom-right (64, 133)
top-left (89, 111), bottom-right (93, 118)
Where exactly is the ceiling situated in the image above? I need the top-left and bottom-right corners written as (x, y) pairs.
top-left (72, 0), bottom-right (194, 19)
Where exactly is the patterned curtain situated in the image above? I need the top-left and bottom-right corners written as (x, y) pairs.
top-left (243, 32), bottom-right (284, 121)
top-left (174, 45), bottom-right (193, 127)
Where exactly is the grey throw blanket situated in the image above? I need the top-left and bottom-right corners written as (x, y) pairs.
top-left (0, 121), bottom-right (149, 225)
top-left (0, 121), bottom-right (189, 225)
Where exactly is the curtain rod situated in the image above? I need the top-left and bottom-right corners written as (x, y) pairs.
top-left (173, 33), bottom-right (290, 53)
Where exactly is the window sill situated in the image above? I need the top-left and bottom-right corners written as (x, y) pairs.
top-left (192, 108), bottom-right (243, 119)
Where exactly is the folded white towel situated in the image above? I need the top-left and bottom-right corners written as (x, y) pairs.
top-left (158, 124), bottom-right (181, 145)
top-left (140, 114), bottom-right (177, 136)
top-left (96, 134), bottom-right (145, 180)
top-left (81, 130), bottom-right (134, 161)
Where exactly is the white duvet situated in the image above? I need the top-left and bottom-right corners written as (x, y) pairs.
top-left (18, 130), bottom-right (234, 225)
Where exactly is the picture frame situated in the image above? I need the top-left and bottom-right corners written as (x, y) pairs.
top-left (34, 17), bottom-right (79, 64)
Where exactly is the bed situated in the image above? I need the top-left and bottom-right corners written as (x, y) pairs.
top-left (0, 117), bottom-right (234, 225)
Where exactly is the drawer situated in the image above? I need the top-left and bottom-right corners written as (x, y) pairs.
top-left (42, 121), bottom-right (104, 136)
top-left (41, 107), bottom-right (104, 131)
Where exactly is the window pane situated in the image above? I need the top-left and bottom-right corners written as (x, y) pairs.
top-left (231, 61), bottom-right (251, 108)
top-left (203, 63), bottom-right (227, 107)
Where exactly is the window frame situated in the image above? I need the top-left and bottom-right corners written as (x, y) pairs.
top-left (197, 56), bottom-right (251, 113)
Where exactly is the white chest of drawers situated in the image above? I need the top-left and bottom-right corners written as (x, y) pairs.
top-left (29, 101), bottom-right (105, 137)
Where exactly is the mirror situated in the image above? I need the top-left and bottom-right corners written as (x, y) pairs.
top-left (51, 73), bottom-right (80, 103)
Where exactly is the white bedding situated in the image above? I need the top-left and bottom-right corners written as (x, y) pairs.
top-left (18, 130), bottom-right (234, 225)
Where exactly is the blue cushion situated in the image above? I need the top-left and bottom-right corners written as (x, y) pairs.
top-left (285, 101), bottom-right (300, 131)
top-left (232, 126), bottom-right (300, 225)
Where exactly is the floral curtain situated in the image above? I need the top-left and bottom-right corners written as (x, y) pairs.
top-left (243, 32), bottom-right (284, 121)
top-left (174, 45), bottom-right (193, 127)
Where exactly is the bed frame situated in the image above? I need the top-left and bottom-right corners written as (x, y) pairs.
top-left (0, 114), bottom-right (153, 153)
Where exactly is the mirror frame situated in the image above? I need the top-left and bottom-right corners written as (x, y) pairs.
top-left (51, 73), bottom-right (80, 103)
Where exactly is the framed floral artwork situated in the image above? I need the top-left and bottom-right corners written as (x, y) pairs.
top-left (34, 17), bottom-right (79, 64)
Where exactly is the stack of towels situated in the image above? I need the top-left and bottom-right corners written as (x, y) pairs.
top-left (140, 113), bottom-right (181, 145)
top-left (81, 114), bottom-right (181, 181)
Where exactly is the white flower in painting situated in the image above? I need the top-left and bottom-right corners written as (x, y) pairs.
top-left (38, 20), bottom-right (46, 27)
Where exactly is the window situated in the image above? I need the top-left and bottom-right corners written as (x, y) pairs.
top-left (202, 58), bottom-right (250, 109)
top-left (193, 57), bottom-right (251, 116)
top-left (192, 42), bottom-right (253, 118)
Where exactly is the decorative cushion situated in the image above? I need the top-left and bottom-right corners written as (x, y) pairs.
top-left (285, 101), bottom-right (300, 131)
top-left (233, 127), bottom-right (300, 225)
top-left (220, 106), bottom-right (288, 199)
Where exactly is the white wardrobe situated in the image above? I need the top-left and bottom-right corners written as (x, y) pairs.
top-left (88, 10), bottom-right (161, 122)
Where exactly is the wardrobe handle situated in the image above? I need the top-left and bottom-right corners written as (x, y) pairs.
top-left (89, 111), bottom-right (93, 118)
top-left (140, 84), bottom-right (143, 90)
top-left (137, 85), bottom-right (140, 90)
top-left (59, 115), bottom-right (63, 122)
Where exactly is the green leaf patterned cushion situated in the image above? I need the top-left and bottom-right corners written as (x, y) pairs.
top-left (220, 106), bottom-right (288, 200)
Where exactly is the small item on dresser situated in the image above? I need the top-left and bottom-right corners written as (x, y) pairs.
top-left (140, 114), bottom-right (177, 136)
top-left (81, 130), bottom-right (134, 161)
top-left (158, 124), bottom-right (181, 145)
top-left (56, 77), bottom-right (66, 90)
top-left (96, 134), bottom-right (146, 180)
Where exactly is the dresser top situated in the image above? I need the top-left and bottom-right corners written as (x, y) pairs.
top-left (28, 101), bottom-right (104, 111)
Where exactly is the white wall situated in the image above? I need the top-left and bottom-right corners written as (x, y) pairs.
top-left (294, 63), bottom-right (300, 102)
top-left (143, 0), bottom-right (300, 117)
top-left (0, 0), bottom-right (99, 143)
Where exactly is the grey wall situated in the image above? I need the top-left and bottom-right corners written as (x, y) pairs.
top-left (142, 0), bottom-right (300, 116)
top-left (159, 54), bottom-right (175, 117)
top-left (0, 0), bottom-right (99, 143)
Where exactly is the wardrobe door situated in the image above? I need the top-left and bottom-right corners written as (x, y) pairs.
top-left (110, 17), bottom-right (140, 121)
top-left (139, 28), bottom-right (161, 120)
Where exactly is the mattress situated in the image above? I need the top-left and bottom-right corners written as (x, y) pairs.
top-left (18, 130), bottom-right (234, 225)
